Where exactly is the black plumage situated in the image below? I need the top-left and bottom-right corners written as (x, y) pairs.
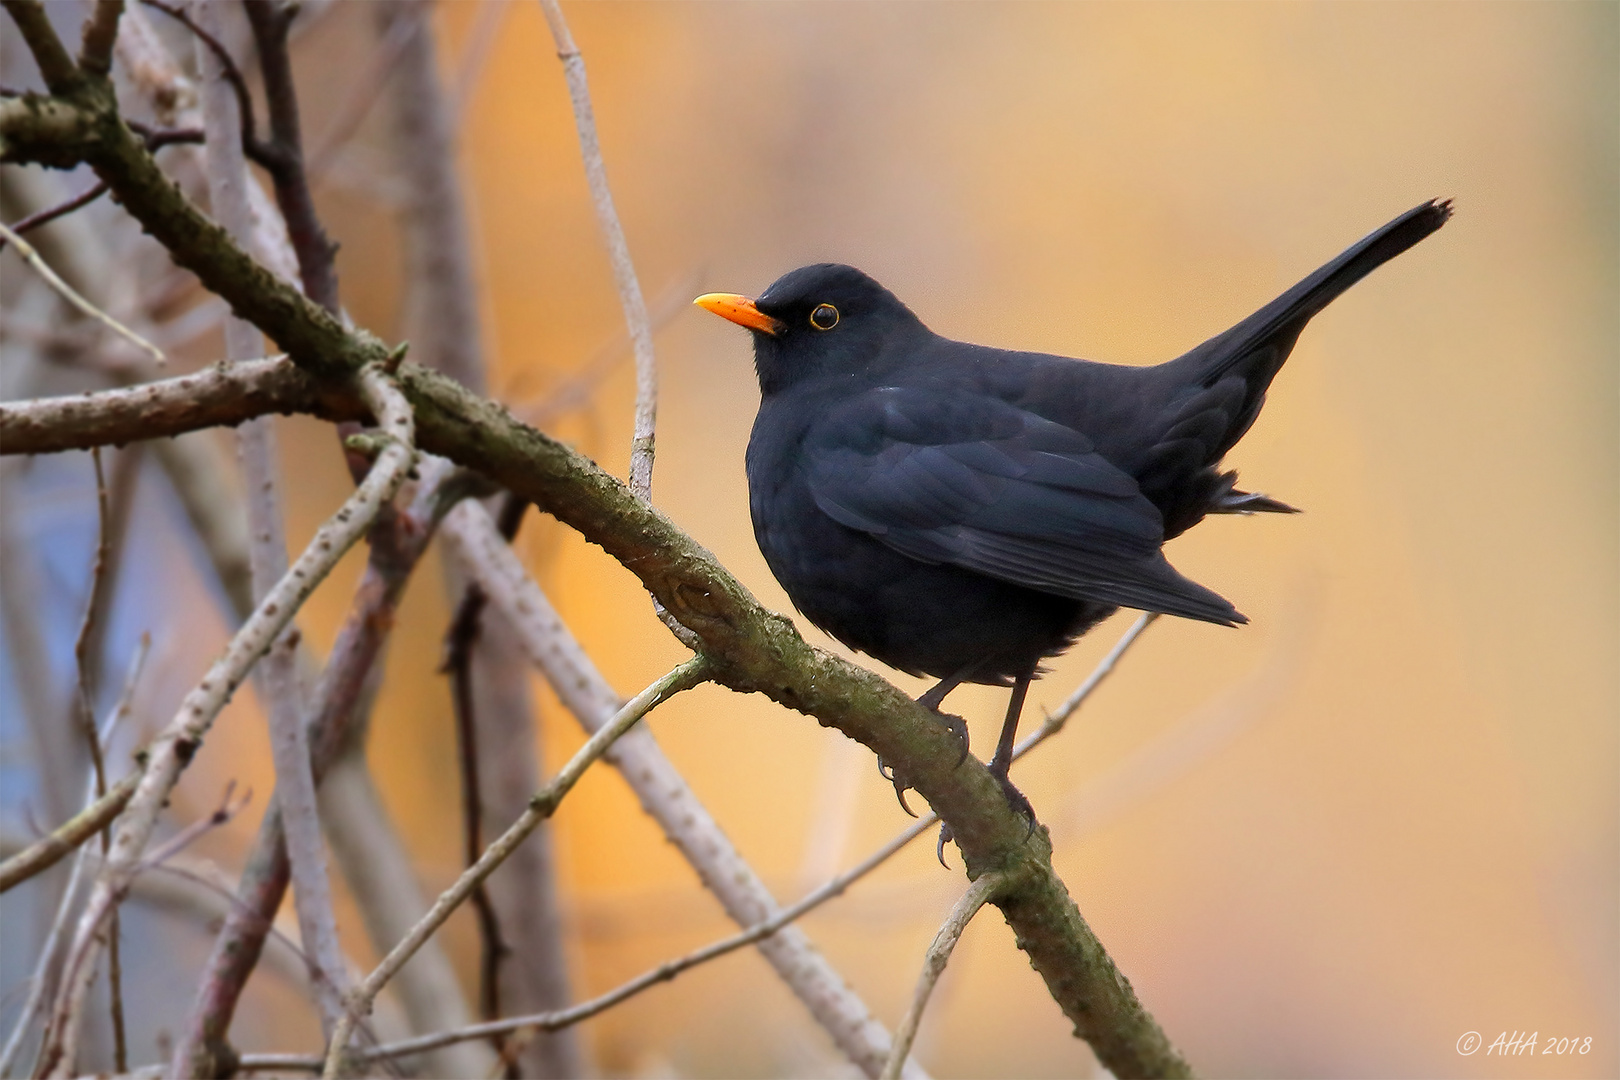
top-left (698, 199), bottom-right (1450, 787)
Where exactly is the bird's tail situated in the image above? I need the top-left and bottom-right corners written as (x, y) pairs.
top-left (1175, 199), bottom-right (1452, 388)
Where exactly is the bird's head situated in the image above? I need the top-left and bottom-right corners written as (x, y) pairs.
top-left (695, 264), bottom-right (927, 395)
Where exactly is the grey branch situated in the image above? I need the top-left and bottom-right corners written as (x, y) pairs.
top-left (537, 0), bottom-right (659, 500)
top-left (35, 367), bottom-right (417, 1078)
top-left (320, 656), bottom-right (713, 1078)
top-left (881, 872), bottom-right (1011, 1079)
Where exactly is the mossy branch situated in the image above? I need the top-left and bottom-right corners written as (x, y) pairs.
top-left (0, 10), bottom-right (1192, 1073)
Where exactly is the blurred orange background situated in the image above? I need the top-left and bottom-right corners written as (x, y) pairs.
top-left (156, 2), bottom-right (1617, 1076)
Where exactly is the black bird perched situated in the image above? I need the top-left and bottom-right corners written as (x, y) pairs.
top-left (697, 199), bottom-right (1450, 808)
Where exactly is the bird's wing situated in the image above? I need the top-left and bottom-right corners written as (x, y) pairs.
top-left (804, 386), bottom-right (1243, 624)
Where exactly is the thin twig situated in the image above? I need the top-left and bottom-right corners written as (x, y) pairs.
top-left (881, 872), bottom-right (1009, 1079)
top-left (441, 497), bottom-right (528, 1043)
top-left (138, 781), bottom-right (251, 870)
top-left (1032, 612), bottom-right (1159, 745)
top-left (440, 498), bottom-right (916, 1076)
top-left (196, 0), bottom-right (351, 1037)
top-left (0, 220), bottom-right (167, 366)
top-left (73, 448), bottom-right (114, 801)
top-left (321, 655), bottom-right (713, 1078)
top-left (136, 0), bottom-right (265, 162)
top-left (77, 0), bottom-right (125, 77)
top-left (243, 0), bottom-right (339, 312)
top-left (0, 772), bottom-right (140, 893)
top-left (69, 446), bottom-right (130, 1070)
top-left (171, 462), bottom-right (483, 1080)
top-left (34, 368), bottom-right (416, 1079)
top-left (0, 638), bottom-right (147, 1076)
top-left (241, 808), bottom-right (944, 1072)
top-left (0, 180), bottom-right (109, 249)
top-left (537, 0), bottom-right (659, 500)
top-left (442, 581), bottom-right (509, 1035)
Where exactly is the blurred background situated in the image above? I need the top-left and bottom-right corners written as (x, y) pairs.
top-left (2, 2), bottom-right (1615, 1077)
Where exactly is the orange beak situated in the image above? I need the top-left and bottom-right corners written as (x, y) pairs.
top-left (694, 292), bottom-right (785, 336)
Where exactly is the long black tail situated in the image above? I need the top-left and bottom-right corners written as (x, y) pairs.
top-left (1175, 198), bottom-right (1452, 387)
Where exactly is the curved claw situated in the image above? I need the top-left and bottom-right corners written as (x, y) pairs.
top-left (877, 757), bottom-right (895, 783)
top-left (892, 772), bottom-right (917, 817)
top-left (936, 822), bottom-right (954, 869)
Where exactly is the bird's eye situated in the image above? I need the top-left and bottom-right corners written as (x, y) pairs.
top-left (809, 303), bottom-right (839, 331)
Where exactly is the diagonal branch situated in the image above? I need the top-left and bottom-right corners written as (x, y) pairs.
top-left (0, 771), bottom-right (140, 893)
top-left (321, 656), bottom-right (714, 1078)
top-left (195, 0), bottom-right (351, 1040)
top-left (34, 367), bottom-right (416, 1079)
top-left (170, 465), bottom-right (470, 1080)
top-left (882, 872), bottom-right (1011, 1078)
top-left (441, 496), bottom-right (921, 1077)
top-left (0, 219), bottom-right (167, 365)
top-left (0, 32), bottom-right (1192, 1069)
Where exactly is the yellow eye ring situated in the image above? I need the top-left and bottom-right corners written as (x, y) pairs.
top-left (809, 303), bottom-right (839, 330)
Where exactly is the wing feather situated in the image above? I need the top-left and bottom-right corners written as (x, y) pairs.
top-left (806, 387), bottom-right (1243, 625)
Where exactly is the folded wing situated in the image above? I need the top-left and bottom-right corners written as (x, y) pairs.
top-left (805, 386), bottom-right (1244, 625)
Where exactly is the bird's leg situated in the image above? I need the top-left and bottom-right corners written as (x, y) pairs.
top-left (986, 669), bottom-right (1036, 824)
top-left (987, 671), bottom-right (1031, 778)
top-left (937, 668), bottom-right (1039, 863)
top-left (916, 668), bottom-right (972, 762)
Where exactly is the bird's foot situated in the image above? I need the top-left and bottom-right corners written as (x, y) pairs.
top-left (876, 757), bottom-right (918, 817)
top-left (997, 774), bottom-right (1037, 836)
top-left (877, 707), bottom-right (969, 816)
top-left (986, 761), bottom-right (1037, 838)
top-left (936, 821), bottom-right (954, 868)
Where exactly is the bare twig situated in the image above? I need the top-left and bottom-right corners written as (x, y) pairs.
top-left (72, 448), bottom-right (114, 801)
top-left (442, 576), bottom-right (510, 1039)
top-left (0, 180), bottom-right (109, 247)
top-left (195, 0), bottom-right (351, 1038)
top-left (0, 772), bottom-right (140, 894)
top-left (1031, 613), bottom-right (1159, 748)
top-left (381, 4), bottom-right (581, 1064)
top-left (136, 0), bottom-right (264, 162)
top-left (0, 220), bottom-right (166, 366)
top-left (239, 806), bottom-right (942, 1072)
top-left (315, 609), bottom-right (1150, 1073)
top-left (3, 0), bottom-right (81, 91)
top-left (243, 0), bottom-right (339, 311)
top-left (173, 463), bottom-right (488, 1080)
top-left (537, 0), bottom-right (659, 499)
top-left (138, 781), bottom-right (251, 871)
top-left (321, 656), bottom-right (713, 1078)
top-left (35, 367), bottom-right (416, 1079)
top-left (881, 872), bottom-right (1009, 1079)
top-left (0, 638), bottom-right (147, 1076)
top-left (70, 445), bottom-right (130, 1071)
top-left (441, 499), bottom-right (919, 1077)
top-left (77, 0), bottom-right (124, 77)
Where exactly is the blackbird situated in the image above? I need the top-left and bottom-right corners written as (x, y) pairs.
top-left (696, 199), bottom-right (1450, 803)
